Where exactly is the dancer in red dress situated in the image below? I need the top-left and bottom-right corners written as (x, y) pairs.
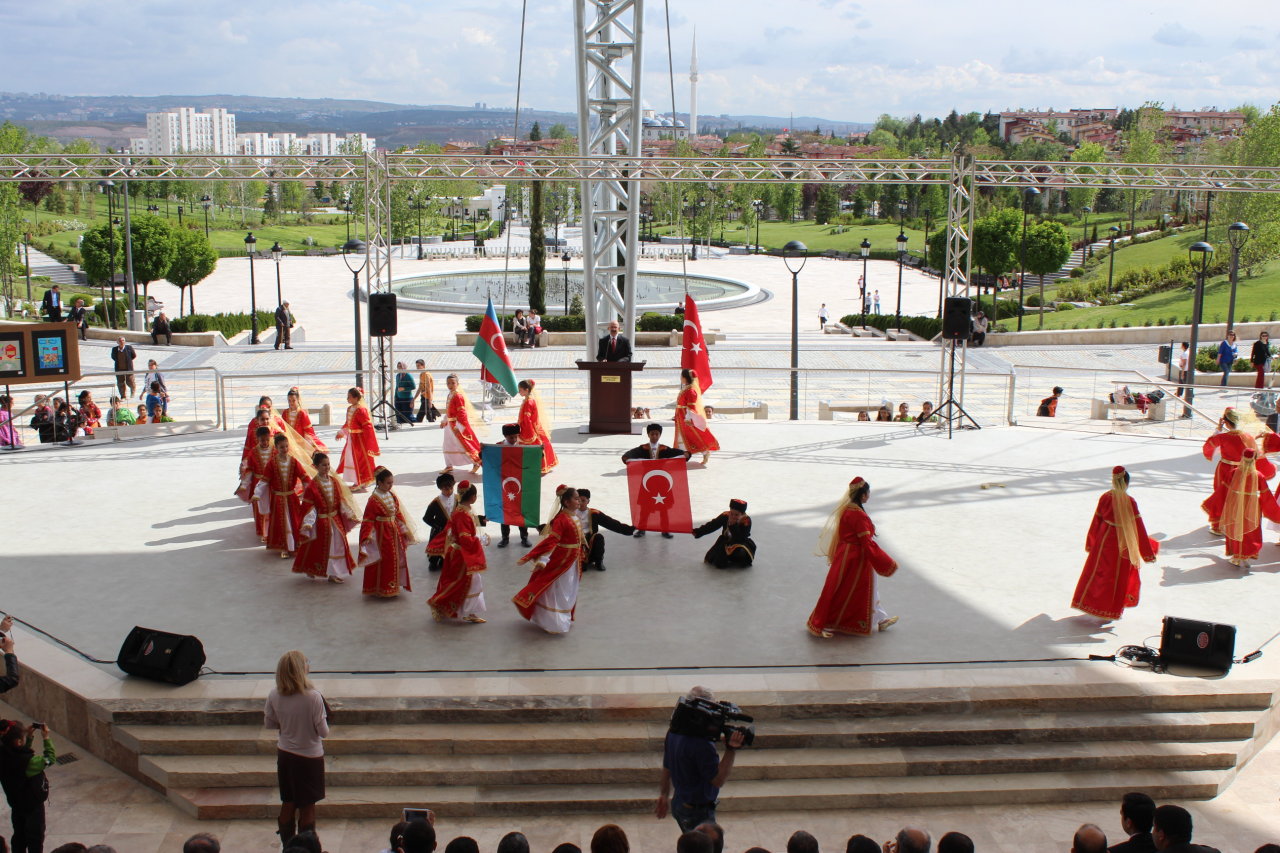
top-left (260, 433), bottom-right (311, 558)
top-left (427, 480), bottom-right (488, 622)
top-left (293, 452), bottom-right (359, 583)
top-left (1221, 449), bottom-right (1280, 568)
top-left (357, 467), bottom-right (415, 597)
top-left (440, 373), bottom-right (482, 474)
top-left (237, 426), bottom-right (275, 541)
top-left (283, 387), bottom-right (327, 454)
top-left (337, 387), bottom-right (380, 492)
top-left (673, 368), bottom-right (719, 464)
top-left (242, 396), bottom-right (288, 460)
top-left (513, 487), bottom-right (584, 634)
top-left (807, 477), bottom-right (898, 637)
top-left (1202, 407), bottom-right (1273, 534)
top-left (1071, 466), bottom-right (1159, 620)
top-left (516, 379), bottom-right (558, 473)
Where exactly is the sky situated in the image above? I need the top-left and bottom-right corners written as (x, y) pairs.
top-left (1, 0), bottom-right (1277, 123)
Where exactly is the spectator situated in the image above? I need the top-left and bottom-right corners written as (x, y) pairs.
top-left (857, 411), bottom-right (870, 422)
top-left (819, 303), bottom-right (830, 330)
top-left (182, 833), bottom-right (220, 853)
top-left (677, 832), bottom-right (713, 853)
top-left (49, 846), bottom-right (86, 853)
top-left (77, 390), bottom-right (102, 437)
top-left (380, 822), bottom-right (409, 853)
top-left (1256, 846), bottom-right (1280, 853)
top-left (263, 650), bottom-right (329, 845)
top-left (971, 311), bottom-right (987, 346)
top-left (1175, 343), bottom-right (1190, 398)
top-left (893, 402), bottom-right (912, 423)
top-left (745, 849), bottom-right (771, 853)
top-left (275, 301), bottom-right (295, 350)
top-left (1151, 805), bottom-right (1220, 853)
top-left (550, 846), bottom-right (580, 853)
top-left (915, 401), bottom-right (939, 424)
top-left (512, 309), bottom-right (531, 348)
top-left (398, 820), bottom-right (436, 853)
top-left (890, 828), bottom-right (931, 853)
top-left (873, 290), bottom-right (880, 313)
top-left (443, 838), bottom-right (479, 853)
top-left (787, 831), bottom-right (819, 853)
top-left (0, 395), bottom-right (22, 448)
top-left (0, 618), bottom-right (19, 693)
top-left (694, 822), bottom-right (724, 853)
top-left (40, 285), bottom-right (62, 322)
top-left (1217, 330), bottom-right (1238, 386)
top-left (67, 299), bottom-right (89, 340)
top-left (1251, 331), bottom-right (1272, 388)
top-left (145, 381), bottom-right (166, 422)
top-left (394, 362), bottom-right (416, 426)
top-left (497, 832), bottom-right (529, 853)
top-left (1110, 792), bottom-right (1155, 853)
top-left (29, 396), bottom-right (55, 444)
top-left (876, 405), bottom-right (892, 422)
top-left (135, 404), bottom-right (149, 425)
top-left (53, 399), bottom-right (79, 443)
top-left (845, 839), bottom-right (878, 853)
top-left (0, 719), bottom-right (56, 853)
top-left (151, 311), bottom-right (172, 346)
top-left (143, 360), bottom-right (169, 415)
top-left (590, 824), bottom-right (629, 853)
top-left (414, 360), bottom-right (437, 423)
top-left (528, 309), bottom-right (543, 346)
top-left (1073, 825), bottom-right (1108, 853)
top-left (1037, 386), bottom-right (1064, 417)
top-left (655, 686), bottom-right (746, 831)
top-left (284, 830), bottom-right (321, 853)
top-left (937, 834), bottom-right (972, 853)
top-left (110, 337), bottom-right (137, 398)
top-left (87, 846), bottom-right (119, 853)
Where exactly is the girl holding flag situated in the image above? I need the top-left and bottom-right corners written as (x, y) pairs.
top-left (673, 368), bottom-right (719, 464)
top-left (441, 374), bottom-right (483, 474)
top-left (517, 379), bottom-right (557, 473)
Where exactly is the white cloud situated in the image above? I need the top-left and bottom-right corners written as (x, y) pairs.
top-left (1153, 22), bottom-right (1205, 47)
top-left (216, 20), bottom-right (247, 45)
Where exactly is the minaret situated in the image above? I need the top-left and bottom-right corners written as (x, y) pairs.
top-left (689, 31), bottom-right (698, 138)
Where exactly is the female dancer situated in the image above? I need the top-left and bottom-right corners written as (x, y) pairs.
top-left (441, 373), bottom-right (482, 474)
top-left (673, 368), bottom-right (719, 464)
top-left (427, 479), bottom-right (488, 622)
top-left (293, 452), bottom-right (359, 583)
top-left (516, 379), bottom-right (558, 473)
top-left (336, 387), bottom-right (380, 492)
top-left (806, 476), bottom-right (899, 637)
top-left (260, 433), bottom-right (311, 559)
top-left (243, 395), bottom-right (288, 458)
top-left (357, 467), bottom-right (415, 597)
top-left (513, 486), bottom-right (584, 634)
top-left (1071, 466), bottom-right (1158, 620)
top-left (283, 387), bottom-right (327, 453)
top-left (1202, 407), bottom-right (1273, 534)
top-left (1221, 450), bottom-right (1280, 568)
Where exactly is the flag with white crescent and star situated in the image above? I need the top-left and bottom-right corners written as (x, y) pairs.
top-left (681, 294), bottom-right (712, 391)
top-left (481, 443), bottom-right (543, 527)
top-left (472, 297), bottom-right (520, 394)
top-left (626, 457), bottom-right (693, 533)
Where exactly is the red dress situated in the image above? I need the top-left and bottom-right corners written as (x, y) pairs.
top-left (513, 511), bottom-right (585, 626)
top-left (236, 443), bottom-right (275, 540)
top-left (292, 474), bottom-right (357, 579)
top-left (1202, 431), bottom-right (1273, 528)
top-left (517, 396), bottom-right (557, 473)
top-left (357, 488), bottom-right (413, 597)
top-left (674, 386), bottom-right (719, 454)
top-left (284, 406), bottom-right (327, 453)
top-left (242, 413), bottom-right (286, 460)
top-left (428, 508), bottom-right (487, 619)
top-left (1071, 492), bottom-right (1158, 619)
top-left (1223, 471), bottom-right (1280, 561)
top-left (337, 404), bottom-right (380, 489)
top-left (443, 392), bottom-right (482, 466)
top-left (261, 450), bottom-right (308, 554)
top-left (806, 507), bottom-right (897, 637)
top-left (79, 402), bottom-right (102, 436)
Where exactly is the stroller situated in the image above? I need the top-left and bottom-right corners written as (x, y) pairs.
top-left (482, 380), bottom-right (512, 408)
top-left (1249, 390), bottom-right (1278, 420)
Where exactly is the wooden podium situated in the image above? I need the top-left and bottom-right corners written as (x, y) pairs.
top-left (576, 360), bottom-right (645, 434)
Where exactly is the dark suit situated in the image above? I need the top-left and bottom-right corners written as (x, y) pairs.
top-left (582, 508), bottom-right (634, 569)
top-left (274, 305), bottom-right (294, 349)
top-left (422, 496), bottom-right (451, 571)
top-left (1110, 833), bottom-right (1156, 853)
top-left (41, 289), bottom-right (62, 321)
top-left (693, 513), bottom-right (756, 568)
top-left (596, 333), bottom-right (632, 362)
top-left (67, 305), bottom-right (88, 339)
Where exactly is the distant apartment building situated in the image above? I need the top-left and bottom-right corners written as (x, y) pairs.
top-left (128, 107), bottom-right (376, 156)
top-left (998, 107), bottom-right (1244, 149)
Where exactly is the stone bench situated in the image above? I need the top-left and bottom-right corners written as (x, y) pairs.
top-left (308, 405), bottom-right (332, 426)
top-left (87, 419), bottom-right (216, 441)
top-left (1090, 399), bottom-right (1168, 422)
top-left (818, 401), bottom-right (882, 420)
top-left (703, 401), bottom-right (769, 420)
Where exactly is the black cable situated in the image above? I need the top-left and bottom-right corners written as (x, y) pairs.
top-left (5, 614), bottom-right (114, 665)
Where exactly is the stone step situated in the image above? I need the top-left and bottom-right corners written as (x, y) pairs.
top-left (139, 739), bottom-right (1243, 790)
top-left (169, 767), bottom-right (1225, 819)
top-left (115, 708), bottom-right (1264, 757)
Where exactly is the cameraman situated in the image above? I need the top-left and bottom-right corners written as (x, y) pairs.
top-left (654, 687), bottom-right (745, 832)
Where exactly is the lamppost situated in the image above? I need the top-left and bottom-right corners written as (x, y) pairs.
top-left (782, 240), bottom-right (808, 421)
top-left (691, 199), bottom-right (706, 260)
top-left (562, 251), bottom-right (572, 315)
top-left (894, 230), bottom-right (908, 332)
top-left (1016, 187), bottom-right (1040, 332)
top-left (343, 238), bottom-right (368, 387)
top-left (201, 195), bottom-right (211, 239)
top-left (1185, 241), bottom-right (1215, 411)
top-left (1081, 206), bottom-right (1092, 260)
top-left (98, 181), bottom-right (119, 327)
top-left (1226, 222), bottom-right (1251, 332)
top-left (177, 205), bottom-right (184, 228)
top-left (751, 199), bottom-right (764, 254)
top-left (1204, 181), bottom-right (1224, 241)
top-left (1106, 225), bottom-right (1121, 295)
top-left (270, 241), bottom-right (284, 306)
top-left (344, 200), bottom-right (354, 242)
top-left (859, 238), bottom-right (871, 328)
top-left (897, 198), bottom-right (908, 229)
top-left (244, 232), bottom-right (260, 344)
top-left (412, 193), bottom-right (426, 259)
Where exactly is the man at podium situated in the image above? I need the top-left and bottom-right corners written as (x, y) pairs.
top-left (596, 320), bottom-right (632, 362)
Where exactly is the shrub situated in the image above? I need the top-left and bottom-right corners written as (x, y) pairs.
top-left (838, 312), bottom-right (943, 339)
top-left (1055, 302), bottom-right (1075, 311)
top-left (637, 312), bottom-right (684, 332)
top-left (464, 313), bottom-right (585, 333)
top-left (1069, 267), bottom-right (1084, 278)
top-left (169, 310), bottom-right (276, 337)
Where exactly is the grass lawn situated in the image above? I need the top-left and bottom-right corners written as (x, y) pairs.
top-left (656, 219), bottom-right (930, 254)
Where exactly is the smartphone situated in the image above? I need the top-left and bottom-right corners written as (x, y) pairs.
top-left (403, 807), bottom-right (435, 824)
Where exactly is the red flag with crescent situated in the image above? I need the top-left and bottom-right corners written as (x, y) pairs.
top-left (681, 294), bottom-right (712, 391)
top-left (626, 457), bottom-right (693, 533)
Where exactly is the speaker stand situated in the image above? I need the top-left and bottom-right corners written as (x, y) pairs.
top-left (925, 339), bottom-right (980, 439)
top-left (369, 334), bottom-right (395, 439)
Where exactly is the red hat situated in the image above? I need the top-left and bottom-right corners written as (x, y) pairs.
top-left (458, 479), bottom-right (472, 491)
top-left (1112, 465), bottom-right (1126, 475)
top-left (849, 476), bottom-right (866, 488)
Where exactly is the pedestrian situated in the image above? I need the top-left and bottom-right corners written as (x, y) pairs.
top-left (1036, 386), bottom-right (1064, 417)
top-left (1217, 330), bottom-right (1238, 386)
top-left (264, 650), bottom-right (329, 846)
top-left (393, 362), bottom-right (415, 426)
top-left (971, 311), bottom-right (988, 346)
top-left (873, 290), bottom-right (880, 314)
top-left (67, 299), bottom-right (89, 340)
top-left (807, 476), bottom-right (898, 637)
top-left (1071, 466), bottom-right (1158, 620)
top-left (274, 301), bottom-right (295, 350)
top-left (1175, 342), bottom-right (1190, 397)
top-left (1250, 331), bottom-right (1272, 389)
top-left (0, 718), bottom-right (55, 853)
top-left (40, 284), bottom-right (62, 321)
top-left (818, 303), bottom-right (829, 331)
top-left (110, 337), bottom-right (137, 398)
top-left (413, 360), bottom-right (436, 423)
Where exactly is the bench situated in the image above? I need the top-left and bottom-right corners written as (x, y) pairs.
top-left (703, 401), bottom-right (769, 420)
top-left (1090, 399), bottom-right (1168, 422)
top-left (309, 405), bottom-right (332, 427)
top-left (819, 401), bottom-right (882, 420)
top-left (87, 419), bottom-right (216, 441)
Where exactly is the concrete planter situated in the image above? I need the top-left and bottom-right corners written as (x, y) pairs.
top-left (86, 327), bottom-right (230, 347)
top-left (454, 330), bottom-right (721, 347)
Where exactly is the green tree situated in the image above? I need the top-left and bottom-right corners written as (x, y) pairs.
top-left (775, 184), bottom-right (800, 222)
top-left (129, 215), bottom-right (178, 305)
top-left (1222, 104), bottom-right (1280, 275)
top-left (1067, 142), bottom-right (1107, 214)
top-left (1121, 104), bottom-right (1167, 232)
top-left (548, 123), bottom-right (570, 139)
top-left (166, 229), bottom-right (218, 316)
top-left (814, 185), bottom-right (839, 225)
top-left (972, 208), bottom-right (1022, 326)
top-left (1022, 221), bottom-right (1072, 328)
top-left (529, 121), bottom-right (542, 142)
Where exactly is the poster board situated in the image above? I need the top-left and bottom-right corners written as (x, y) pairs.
top-left (0, 323), bottom-right (82, 386)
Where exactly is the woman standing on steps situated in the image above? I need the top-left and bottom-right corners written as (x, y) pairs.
top-left (807, 476), bottom-right (899, 638)
top-left (264, 650), bottom-right (329, 847)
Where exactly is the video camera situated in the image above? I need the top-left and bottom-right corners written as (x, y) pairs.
top-left (668, 696), bottom-right (755, 747)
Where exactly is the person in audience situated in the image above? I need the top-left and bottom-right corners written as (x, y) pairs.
top-left (105, 396), bottom-right (134, 427)
top-left (283, 830), bottom-right (321, 853)
top-left (443, 838), bottom-right (479, 853)
top-left (151, 311), bottom-right (172, 345)
top-left (745, 848), bottom-right (772, 853)
top-left (49, 846), bottom-right (86, 853)
top-left (135, 404), bottom-right (149, 425)
top-left (1073, 825), bottom-right (1108, 853)
top-left (264, 650), bottom-right (329, 845)
top-left (394, 362), bottom-right (416, 426)
top-left (845, 837), bottom-right (879, 853)
top-left (87, 845), bottom-right (119, 853)
top-left (693, 822), bottom-right (723, 853)
top-left (0, 718), bottom-right (56, 853)
top-left (937, 833), bottom-right (973, 853)
top-left (876, 405), bottom-right (892, 422)
top-left (1109, 791), bottom-right (1155, 853)
top-left (380, 821), bottom-right (409, 853)
top-left (0, 395), bottom-right (20, 448)
top-left (889, 828), bottom-right (931, 853)
top-left (1255, 846), bottom-right (1280, 853)
top-left (496, 832), bottom-right (529, 853)
top-left (399, 819), bottom-right (436, 853)
top-left (1151, 805), bottom-right (1220, 853)
top-left (143, 360), bottom-right (168, 415)
top-left (76, 390), bottom-right (101, 437)
top-left (512, 309), bottom-right (531, 348)
top-left (527, 309), bottom-right (543, 346)
top-left (786, 831), bottom-right (819, 853)
top-left (1037, 386), bottom-right (1064, 417)
top-left (182, 834), bottom-right (220, 853)
top-left (414, 360), bottom-right (437, 423)
top-left (676, 832), bottom-right (713, 853)
top-left (893, 402), bottom-right (912, 422)
top-left (857, 411), bottom-right (870, 421)
top-left (145, 381), bottom-right (166, 422)
top-left (915, 401), bottom-right (939, 424)
top-left (53, 399), bottom-right (79, 443)
top-left (590, 824), bottom-right (629, 853)
top-left (550, 846), bottom-right (580, 853)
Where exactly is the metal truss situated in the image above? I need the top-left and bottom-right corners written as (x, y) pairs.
top-left (939, 153), bottom-right (977, 410)
top-left (574, 0), bottom-right (644, 350)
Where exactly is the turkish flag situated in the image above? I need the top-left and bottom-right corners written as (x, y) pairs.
top-left (626, 457), bottom-right (693, 534)
top-left (681, 294), bottom-right (712, 391)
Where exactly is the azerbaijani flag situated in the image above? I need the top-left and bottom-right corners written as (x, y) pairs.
top-left (472, 298), bottom-right (519, 394)
top-left (482, 443), bottom-right (544, 527)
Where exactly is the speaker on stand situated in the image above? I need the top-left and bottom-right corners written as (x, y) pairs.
top-left (366, 293), bottom-right (398, 436)
top-left (930, 296), bottom-right (980, 438)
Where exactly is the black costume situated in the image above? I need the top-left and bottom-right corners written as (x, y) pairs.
top-left (67, 304), bottom-right (88, 339)
top-left (692, 510), bottom-right (756, 568)
top-left (422, 495), bottom-right (452, 572)
top-left (621, 441), bottom-right (688, 462)
top-left (581, 506), bottom-right (634, 570)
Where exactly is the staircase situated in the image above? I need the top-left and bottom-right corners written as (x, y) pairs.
top-left (100, 678), bottom-right (1279, 820)
top-left (23, 246), bottom-right (87, 287)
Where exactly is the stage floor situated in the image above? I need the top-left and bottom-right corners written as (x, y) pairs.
top-left (4, 420), bottom-right (1279, 681)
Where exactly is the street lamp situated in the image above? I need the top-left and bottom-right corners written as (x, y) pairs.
top-left (270, 241), bottom-right (284, 306)
top-left (897, 198), bottom-right (908, 228)
top-left (751, 199), bottom-right (764, 254)
top-left (782, 240), bottom-right (808, 421)
top-left (1081, 206), bottom-right (1092, 260)
top-left (1017, 187), bottom-right (1040, 332)
top-left (244, 232), bottom-right (260, 344)
top-left (1204, 181), bottom-right (1224, 242)
top-left (177, 205), bottom-right (184, 228)
top-left (1106, 225), bottom-right (1121, 295)
top-left (343, 238), bottom-right (368, 387)
top-left (344, 200), bottom-right (354, 242)
top-left (561, 251), bottom-right (572, 315)
top-left (1185, 241), bottom-right (1215, 411)
top-left (859, 238), bottom-right (871, 329)
top-left (98, 180), bottom-right (117, 327)
top-left (1226, 222), bottom-right (1251, 332)
top-left (895, 231), bottom-right (908, 332)
top-left (412, 193), bottom-right (426, 260)
top-left (201, 195), bottom-right (211, 239)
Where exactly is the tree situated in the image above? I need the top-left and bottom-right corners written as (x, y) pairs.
top-left (1121, 103), bottom-right (1167, 233)
top-left (1066, 142), bottom-right (1107, 214)
top-left (972, 208), bottom-right (1022, 326)
top-left (814, 185), bottom-right (839, 225)
top-left (129, 215), bottom-right (178, 305)
top-left (166, 229), bottom-right (218, 316)
top-left (548, 123), bottom-right (570, 140)
top-left (1022, 221), bottom-right (1072, 328)
top-left (529, 122), bottom-right (542, 142)
top-left (775, 184), bottom-right (800, 222)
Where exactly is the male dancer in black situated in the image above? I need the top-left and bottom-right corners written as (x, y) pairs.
top-left (575, 488), bottom-right (634, 571)
top-left (621, 423), bottom-right (687, 539)
top-left (692, 499), bottom-right (756, 568)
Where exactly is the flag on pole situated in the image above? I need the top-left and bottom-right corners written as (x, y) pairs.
top-left (681, 294), bottom-right (713, 391)
top-left (626, 457), bottom-right (693, 534)
top-left (481, 444), bottom-right (543, 527)
top-left (472, 298), bottom-right (519, 394)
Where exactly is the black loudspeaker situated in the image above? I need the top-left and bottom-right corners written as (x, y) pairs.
top-left (942, 297), bottom-right (973, 340)
top-left (1159, 616), bottom-right (1235, 675)
top-left (117, 626), bottom-right (206, 685)
top-left (368, 293), bottom-right (398, 337)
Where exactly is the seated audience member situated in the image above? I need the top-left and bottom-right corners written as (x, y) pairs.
top-left (1255, 846), bottom-right (1280, 853)
top-left (87, 846), bottom-right (120, 853)
top-left (1152, 805), bottom-right (1220, 853)
top-left (135, 404), bottom-right (149, 424)
top-left (891, 829), bottom-right (931, 853)
top-left (893, 402), bottom-right (913, 422)
top-left (857, 411), bottom-right (870, 421)
top-left (399, 820), bottom-right (437, 853)
top-left (151, 311), bottom-right (172, 345)
top-left (497, 833), bottom-right (530, 853)
top-left (694, 822), bottom-right (724, 853)
top-left (283, 831), bottom-right (322, 853)
top-left (107, 395), bottom-right (136, 426)
top-left (876, 405), bottom-right (892, 422)
top-left (845, 838), bottom-right (879, 853)
top-left (182, 834), bottom-right (220, 853)
top-left (444, 839), bottom-right (479, 853)
top-left (677, 832), bottom-right (713, 853)
top-left (1073, 825), bottom-right (1108, 853)
top-left (744, 849), bottom-right (772, 853)
top-left (787, 831), bottom-right (819, 853)
top-left (1110, 791), bottom-right (1155, 853)
top-left (380, 822), bottom-right (408, 853)
top-left (590, 824), bottom-right (629, 853)
top-left (937, 833), bottom-right (974, 853)
top-left (550, 846), bottom-right (580, 853)
top-left (512, 310), bottom-right (531, 348)
top-left (50, 846), bottom-right (88, 853)
top-left (915, 401), bottom-right (939, 424)
top-left (146, 381), bottom-right (166, 421)
top-left (29, 395), bottom-right (55, 443)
